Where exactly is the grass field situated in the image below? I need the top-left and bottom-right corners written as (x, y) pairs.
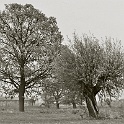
top-left (0, 105), bottom-right (124, 124)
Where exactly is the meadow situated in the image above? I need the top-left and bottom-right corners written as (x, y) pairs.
top-left (0, 105), bottom-right (124, 124)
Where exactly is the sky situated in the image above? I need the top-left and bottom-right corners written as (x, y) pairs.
top-left (0, 0), bottom-right (124, 45)
top-left (0, 0), bottom-right (124, 98)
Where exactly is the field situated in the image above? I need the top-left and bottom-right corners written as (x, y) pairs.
top-left (0, 105), bottom-right (124, 124)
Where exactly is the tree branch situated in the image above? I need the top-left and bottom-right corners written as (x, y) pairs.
top-left (25, 68), bottom-right (51, 87)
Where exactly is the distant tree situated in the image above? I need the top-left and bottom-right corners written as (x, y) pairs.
top-left (62, 90), bottom-right (78, 108)
top-left (55, 45), bottom-right (81, 108)
top-left (51, 81), bottom-right (64, 109)
top-left (60, 33), bottom-right (124, 118)
top-left (0, 4), bottom-right (62, 112)
top-left (29, 96), bottom-right (36, 106)
top-left (42, 77), bottom-right (64, 109)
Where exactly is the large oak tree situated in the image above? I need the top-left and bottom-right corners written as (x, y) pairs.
top-left (0, 4), bottom-right (62, 112)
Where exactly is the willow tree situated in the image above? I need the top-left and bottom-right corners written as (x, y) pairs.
top-left (0, 4), bottom-right (62, 112)
top-left (61, 33), bottom-right (124, 118)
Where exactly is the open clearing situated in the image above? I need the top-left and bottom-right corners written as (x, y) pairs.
top-left (0, 106), bottom-right (124, 124)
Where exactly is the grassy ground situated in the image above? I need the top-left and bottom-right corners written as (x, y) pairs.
top-left (0, 105), bottom-right (124, 124)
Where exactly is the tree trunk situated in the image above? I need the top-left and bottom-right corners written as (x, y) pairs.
top-left (19, 61), bottom-right (25, 112)
top-left (72, 101), bottom-right (77, 109)
top-left (56, 101), bottom-right (60, 109)
top-left (78, 75), bottom-right (107, 118)
top-left (44, 94), bottom-right (50, 108)
top-left (80, 96), bottom-right (83, 105)
top-left (55, 99), bottom-right (60, 109)
top-left (85, 95), bottom-right (99, 118)
top-left (45, 102), bottom-right (50, 108)
top-left (19, 84), bottom-right (25, 112)
top-left (54, 94), bottom-right (60, 109)
top-left (80, 82), bottom-right (84, 105)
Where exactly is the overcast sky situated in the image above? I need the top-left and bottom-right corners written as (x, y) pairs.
top-left (0, 0), bottom-right (124, 45)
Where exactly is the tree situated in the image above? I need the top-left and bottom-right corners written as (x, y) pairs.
top-left (42, 77), bottom-right (64, 109)
top-left (0, 4), bottom-right (62, 112)
top-left (59, 33), bottom-right (124, 118)
top-left (51, 79), bottom-right (64, 109)
top-left (41, 81), bottom-right (54, 108)
top-left (55, 45), bottom-right (81, 108)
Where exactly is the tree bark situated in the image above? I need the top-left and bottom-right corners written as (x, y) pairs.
top-left (54, 94), bottom-right (60, 109)
top-left (55, 98), bottom-right (60, 109)
top-left (85, 94), bottom-right (99, 118)
top-left (72, 100), bottom-right (77, 109)
top-left (19, 60), bottom-right (25, 112)
top-left (56, 101), bottom-right (60, 109)
top-left (78, 75), bottom-right (108, 118)
top-left (19, 84), bottom-right (25, 112)
top-left (45, 102), bottom-right (50, 108)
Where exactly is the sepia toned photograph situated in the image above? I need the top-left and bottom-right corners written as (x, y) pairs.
top-left (0, 0), bottom-right (124, 124)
